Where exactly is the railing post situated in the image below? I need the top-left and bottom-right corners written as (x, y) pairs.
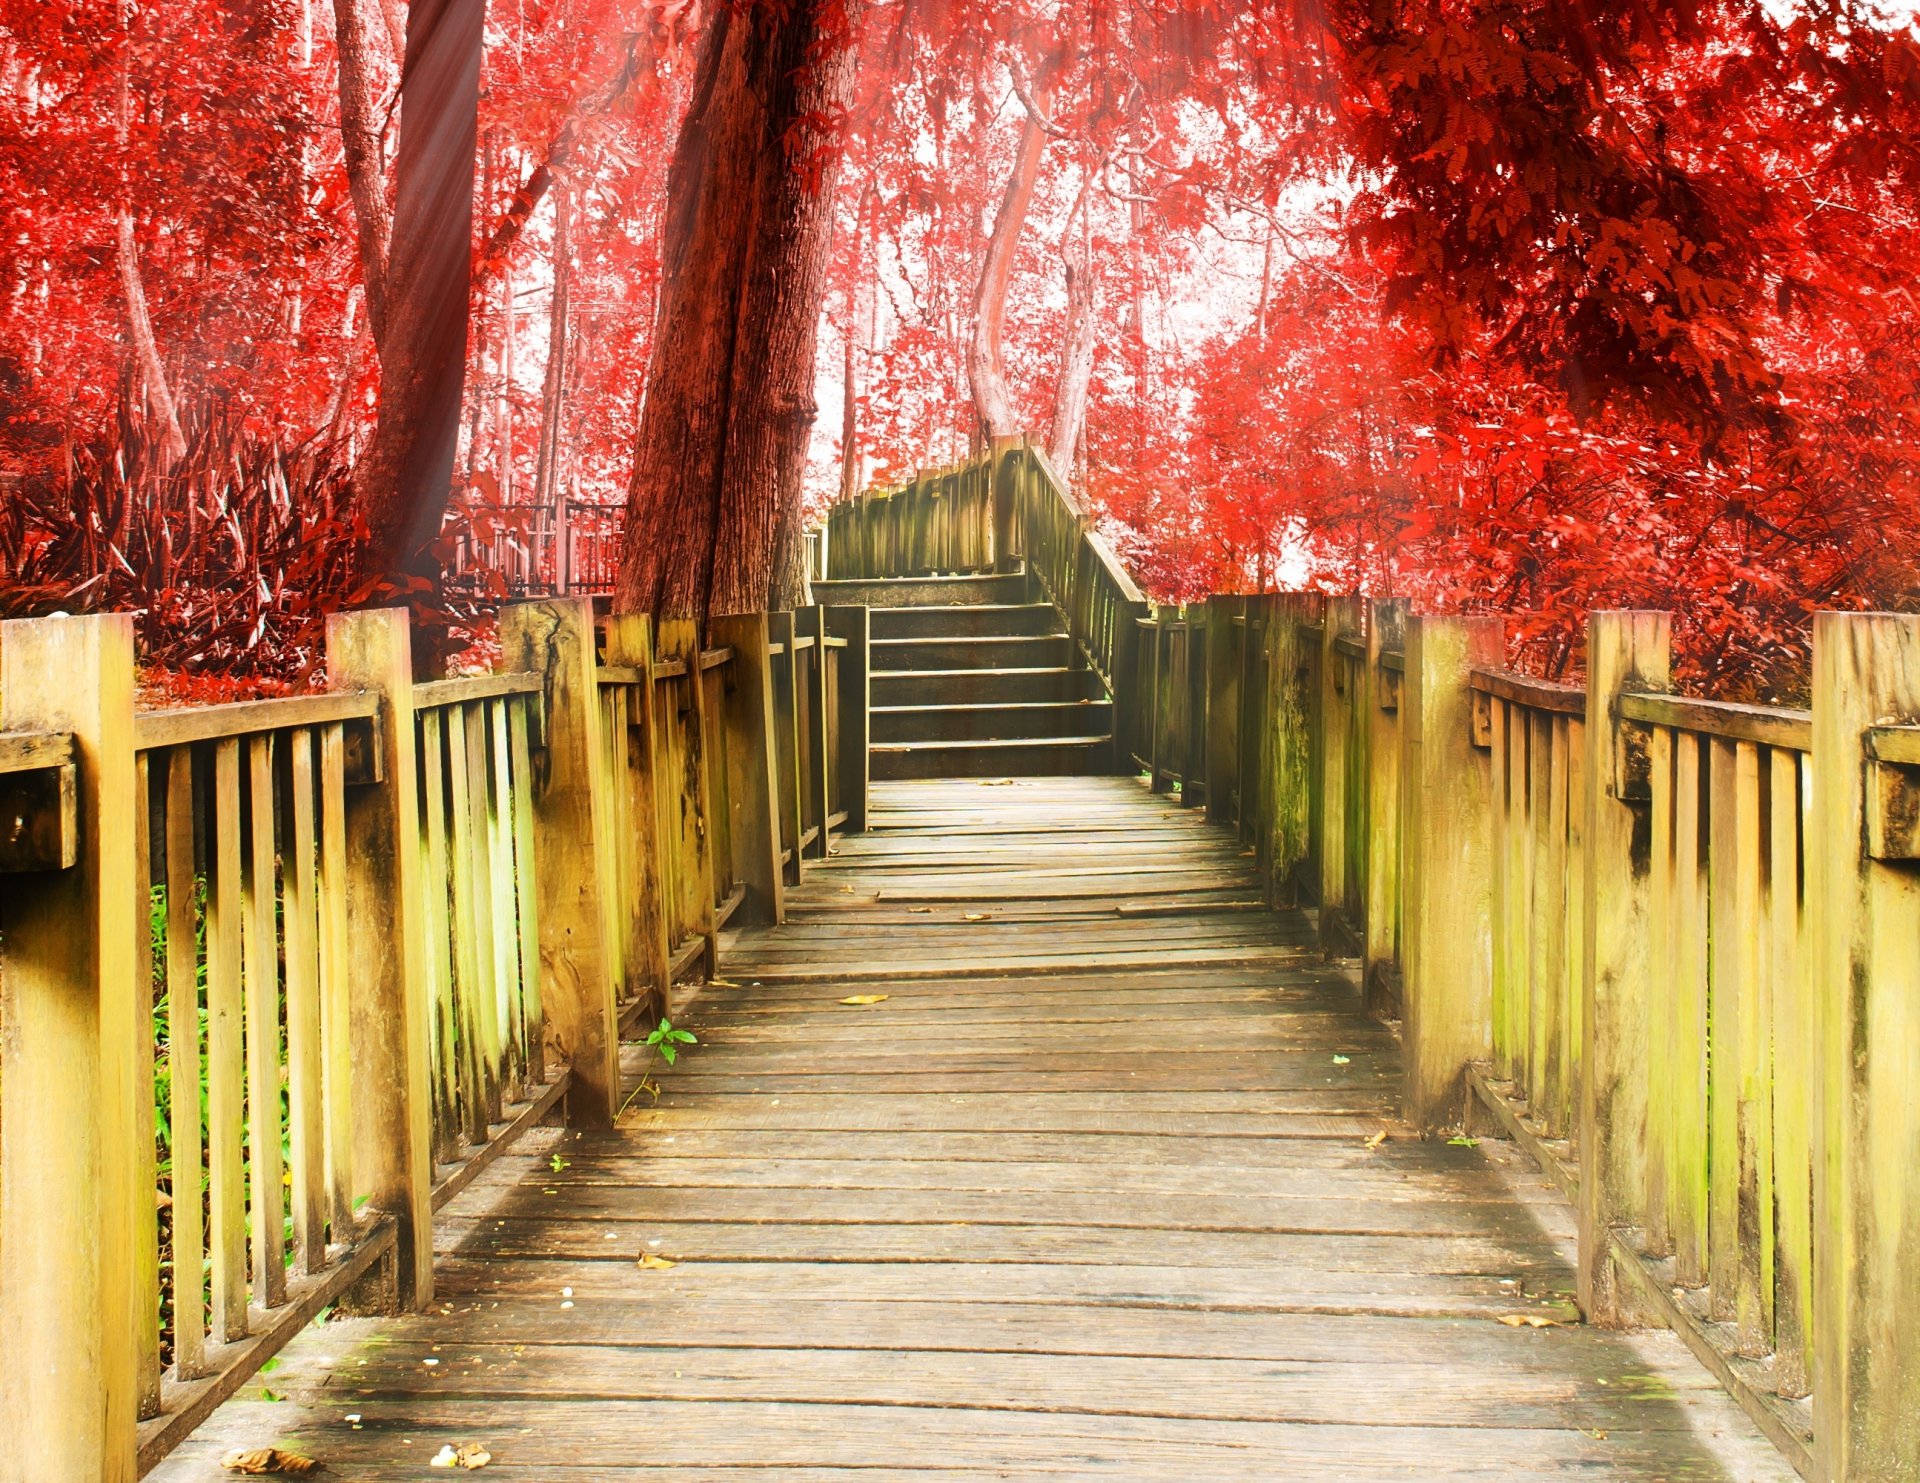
top-left (1400, 613), bottom-right (1504, 1132)
top-left (499, 598), bottom-right (620, 1127)
top-left (0, 615), bottom-right (140, 1483)
top-left (992, 439), bottom-right (1022, 573)
top-left (1577, 610), bottom-right (1670, 1325)
top-left (324, 607), bottom-right (434, 1308)
top-left (799, 607), bottom-right (832, 858)
top-left (1363, 599), bottom-right (1409, 1015)
top-left (1318, 597), bottom-right (1364, 943)
top-left (1204, 595), bottom-right (1244, 826)
top-left (711, 613), bottom-right (785, 926)
top-left (767, 610), bottom-right (803, 885)
top-left (1259, 595), bottom-right (1317, 906)
top-left (824, 606), bottom-right (870, 831)
top-left (1809, 611), bottom-right (1920, 1482)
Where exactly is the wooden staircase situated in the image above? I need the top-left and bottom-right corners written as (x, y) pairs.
top-left (812, 571), bottom-right (1116, 778)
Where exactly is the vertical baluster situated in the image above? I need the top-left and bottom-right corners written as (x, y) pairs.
top-left (1538, 713), bottom-right (1571, 1138)
top-left (1506, 706), bottom-right (1532, 1092)
top-left (1730, 740), bottom-right (1773, 1353)
top-left (318, 723), bottom-right (354, 1233)
top-left (445, 707), bottom-right (487, 1147)
top-left (206, 738), bottom-right (247, 1344)
top-left (488, 700), bottom-right (522, 1097)
top-left (419, 709), bottom-right (459, 1160)
top-left (1770, 748), bottom-right (1812, 1397)
top-left (1561, 716), bottom-right (1587, 1162)
top-left (243, 734), bottom-right (286, 1309)
top-left (1706, 739), bottom-right (1741, 1317)
top-left (165, 748), bottom-right (207, 1378)
top-left (465, 703), bottom-right (504, 1123)
top-left (1644, 725), bottom-right (1676, 1259)
top-left (1670, 730), bottom-right (1710, 1286)
top-left (132, 753), bottom-right (162, 1415)
top-left (1527, 709), bottom-right (1554, 1113)
top-left (1488, 698), bottom-right (1513, 1077)
top-left (508, 699), bottom-right (545, 1081)
top-left (284, 728), bottom-right (326, 1274)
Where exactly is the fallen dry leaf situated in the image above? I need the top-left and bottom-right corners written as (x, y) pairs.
top-left (221, 1448), bottom-right (321, 1476)
top-left (906, 906), bottom-right (933, 914)
top-left (963, 912), bottom-right (990, 922)
top-left (429, 1441), bottom-right (493, 1469)
top-left (638, 1252), bottom-right (679, 1271)
top-left (839, 993), bottom-right (889, 1005)
top-left (1363, 1130), bottom-right (1389, 1151)
top-left (1496, 1314), bottom-right (1563, 1328)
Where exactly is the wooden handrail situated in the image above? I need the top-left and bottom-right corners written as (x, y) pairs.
top-left (412, 671), bottom-right (543, 709)
top-left (133, 689), bottom-right (380, 751)
top-left (1468, 666), bottom-right (1586, 716)
top-left (1615, 688), bottom-right (1813, 752)
top-left (0, 729), bottom-right (74, 774)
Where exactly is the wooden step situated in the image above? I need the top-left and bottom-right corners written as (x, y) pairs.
top-left (870, 735), bottom-right (1116, 780)
top-left (870, 603), bottom-right (1063, 639)
top-left (871, 667), bottom-right (1107, 707)
top-left (871, 635), bottom-right (1071, 671)
top-left (812, 574), bottom-right (1028, 608)
top-left (872, 700), bottom-right (1116, 744)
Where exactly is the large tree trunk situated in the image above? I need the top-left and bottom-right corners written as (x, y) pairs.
top-left (1048, 176), bottom-right (1095, 479)
top-left (968, 83), bottom-right (1051, 441)
top-left (613, 0), bottom-right (859, 622)
top-left (352, 0), bottom-right (486, 604)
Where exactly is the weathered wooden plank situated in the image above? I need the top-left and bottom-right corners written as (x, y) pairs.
top-left (412, 671), bottom-right (543, 709)
top-left (500, 599), bottom-right (619, 1126)
top-left (132, 689), bottom-right (379, 752)
top-left (142, 773), bottom-right (1791, 1483)
top-left (242, 733), bottom-right (286, 1309)
top-left (206, 736), bottom-right (248, 1346)
top-left (326, 607), bottom-right (433, 1309)
top-left (1401, 615), bottom-right (1502, 1131)
top-left (0, 615), bottom-right (142, 1483)
top-left (1578, 612), bottom-right (1670, 1326)
top-left (284, 728), bottom-right (327, 1275)
top-left (1615, 690), bottom-right (1811, 753)
top-left (164, 750), bottom-right (209, 1381)
top-left (1809, 611), bottom-right (1920, 1481)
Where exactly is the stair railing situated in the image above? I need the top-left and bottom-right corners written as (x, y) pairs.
top-left (1009, 441), bottom-right (1150, 769)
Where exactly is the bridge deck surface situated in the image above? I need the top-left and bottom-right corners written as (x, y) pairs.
top-left (157, 777), bottom-right (1793, 1480)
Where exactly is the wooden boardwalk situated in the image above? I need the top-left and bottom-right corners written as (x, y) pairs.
top-left (156, 778), bottom-right (1795, 1479)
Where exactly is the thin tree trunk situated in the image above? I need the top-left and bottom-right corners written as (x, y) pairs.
top-left (1257, 218), bottom-right (1275, 341)
top-left (1048, 174), bottom-right (1095, 478)
top-left (332, 0), bottom-right (394, 352)
top-left (613, 0), bottom-right (860, 622)
top-left (472, 33), bottom-right (644, 299)
top-left (352, 0), bottom-right (486, 604)
top-left (497, 266), bottom-right (515, 504)
top-left (838, 183), bottom-right (874, 501)
top-left (114, 8), bottom-right (186, 468)
top-left (968, 80), bottom-right (1051, 441)
top-left (533, 179), bottom-right (573, 520)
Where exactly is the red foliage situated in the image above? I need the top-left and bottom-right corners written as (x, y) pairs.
top-left (5, 0), bottom-right (1920, 696)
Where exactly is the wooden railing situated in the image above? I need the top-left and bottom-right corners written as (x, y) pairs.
top-left (0, 596), bottom-right (869, 1482)
top-left (818, 440), bottom-right (1146, 768)
top-left (1134, 594), bottom-right (1920, 1481)
top-left (820, 456), bottom-right (998, 579)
